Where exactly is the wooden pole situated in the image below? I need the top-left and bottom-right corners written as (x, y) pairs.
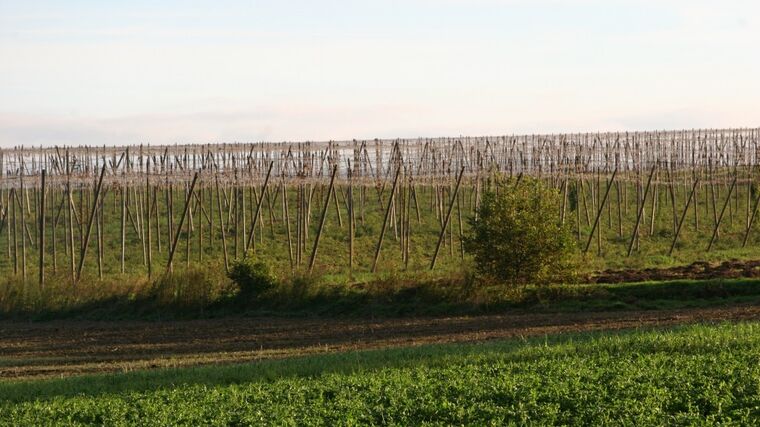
top-left (430, 166), bottom-right (465, 270)
top-left (669, 178), bottom-right (699, 255)
top-left (75, 164), bottom-right (107, 282)
top-left (147, 177), bottom-right (153, 278)
top-left (244, 161), bottom-right (273, 254)
top-left (20, 173), bottom-right (26, 279)
top-left (742, 184), bottom-right (760, 247)
top-left (120, 183), bottom-right (126, 274)
top-left (584, 167), bottom-right (617, 253)
top-left (283, 180), bottom-right (294, 270)
top-left (215, 175), bottom-right (229, 273)
top-left (39, 169), bottom-right (45, 287)
top-left (67, 182), bottom-right (75, 279)
top-left (627, 163), bottom-right (657, 256)
top-left (166, 172), bottom-right (199, 273)
top-left (372, 167), bottom-right (401, 273)
top-left (12, 188), bottom-right (17, 275)
top-left (308, 165), bottom-right (338, 273)
top-left (707, 175), bottom-right (737, 252)
top-left (348, 169), bottom-right (354, 276)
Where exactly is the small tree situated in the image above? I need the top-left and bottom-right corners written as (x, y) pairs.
top-left (228, 257), bottom-right (278, 299)
top-left (465, 176), bottom-right (576, 286)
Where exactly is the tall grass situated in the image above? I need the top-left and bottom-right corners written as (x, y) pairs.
top-left (2, 260), bottom-right (760, 320)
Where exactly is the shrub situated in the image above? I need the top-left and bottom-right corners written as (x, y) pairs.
top-left (228, 258), bottom-right (278, 299)
top-left (465, 176), bottom-right (576, 286)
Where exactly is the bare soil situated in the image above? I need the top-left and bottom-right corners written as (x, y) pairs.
top-left (2, 304), bottom-right (760, 380)
top-left (590, 259), bottom-right (760, 283)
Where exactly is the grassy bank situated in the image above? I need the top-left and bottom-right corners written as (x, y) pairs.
top-left (2, 322), bottom-right (759, 425)
top-left (2, 264), bottom-right (760, 320)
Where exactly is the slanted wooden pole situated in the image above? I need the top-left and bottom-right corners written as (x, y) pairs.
top-left (308, 165), bottom-right (338, 273)
top-left (707, 175), bottom-right (737, 252)
top-left (430, 166), bottom-right (465, 270)
top-left (0, 199), bottom-right (8, 245)
top-left (215, 174), bottom-right (229, 273)
top-left (372, 167), bottom-right (401, 273)
top-left (742, 183), bottom-right (760, 247)
top-left (669, 178), bottom-right (699, 255)
top-left (584, 167), bottom-right (617, 253)
top-left (244, 161), bottom-right (273, 254)
top-left (166, 172), bottom-right (199, 273)
top-left (627, 163), bottom-right (657, 256)
top-left (75, 164), bottom-right (106, 282)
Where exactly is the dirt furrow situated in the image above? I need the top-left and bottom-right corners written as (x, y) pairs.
top-left (2, 305), bottom-right (759, 380)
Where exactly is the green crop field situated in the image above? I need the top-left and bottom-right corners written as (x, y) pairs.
top-left (2, 322), bottom-right (759, 425)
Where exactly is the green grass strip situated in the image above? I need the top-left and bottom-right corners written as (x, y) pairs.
top-left (1, 321), bottom-right (760, 425)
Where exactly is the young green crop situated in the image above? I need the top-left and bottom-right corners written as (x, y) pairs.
top-left (2, 322), bottom-right (759, 425)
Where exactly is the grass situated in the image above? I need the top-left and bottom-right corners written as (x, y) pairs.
top-left (1, 322), bottom-right (759, 425)
top-left (2, 179), bottom-right (760, 320)
top-left (3, 180), bottom-right (760, 286)
top-left (3, 264), bottom-right (760, 320)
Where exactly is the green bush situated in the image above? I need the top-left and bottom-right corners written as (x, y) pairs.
top-left (465, 176), bottom-right (576, 286)
top-left (227, 258), bottom-right (278, 299)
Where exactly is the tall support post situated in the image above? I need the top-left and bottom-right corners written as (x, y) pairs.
top-left (347, 167), bottom-right (354, 276)
top-left (244, 161), bottom-right (273, 254)
top-left (75, 164), bottom-right (107, 282)
top-left (430, 166), bottom-right (465, 270)
top-left (669, 178), bottom-right (699, 255)
top-left (166, 172), bottom-right (199, 272)
top-left (372, 167), bottom-right (401, 273)
top-left (120, 178), bottom-right (126, 274)
top-left (146, 174), bottom-right (152, 278)
top-left (215, 174), bottom-right (229, 273)
top-left (584, 167), bottom-right (617, 253)
top-left (282, 180), bottom-right (294, 270)
top-left (20, 173), bottom-right (26, 279)
top-left (627, 163), bottom-right (657, 256)
top-left (12, 188), bottom-right (17, 275)
top-left (707, 176), bottom-right (737, 252)
top-left (67, 181), bottom-right (75, 279)
top-left (742, 183), bottom-right (760, 247)
top-left (308, 165), bottom-right (338, 273)
top-left (39, 169), bottom-right (46, 286)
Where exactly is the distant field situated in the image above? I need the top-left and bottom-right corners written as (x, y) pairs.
top-left (2, 322), bottom-right (759, 425)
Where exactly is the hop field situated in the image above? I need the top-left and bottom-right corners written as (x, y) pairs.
top-left (3, 322), bottom-right (760, 425)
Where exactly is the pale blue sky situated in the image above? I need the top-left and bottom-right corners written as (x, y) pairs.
top-left (1, 0), bottom-right (758, 146)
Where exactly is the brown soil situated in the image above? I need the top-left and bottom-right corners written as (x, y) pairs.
top-left (2, 304), bottom-right (760, 381)
top-left (590, 259), bottom-right (760, 284)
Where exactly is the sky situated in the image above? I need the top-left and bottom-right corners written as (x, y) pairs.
top-left (0, 0), bottom-right (759, 146)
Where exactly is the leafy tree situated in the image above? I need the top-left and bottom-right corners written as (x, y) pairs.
top-left (465, 176), bottom-right (576, 286)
